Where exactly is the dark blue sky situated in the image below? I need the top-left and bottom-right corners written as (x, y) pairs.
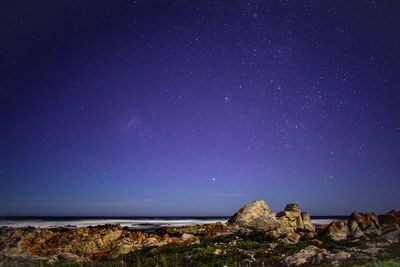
top-left (1, 0), bottom-right (399, 216)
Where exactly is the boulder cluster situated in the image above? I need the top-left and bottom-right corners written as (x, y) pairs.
top-left (227, 200), bottom-right (315, 245)
top-left (0, 224), bottom-right (199, 264)
top-left (0, 200), bottom-right (399, 265)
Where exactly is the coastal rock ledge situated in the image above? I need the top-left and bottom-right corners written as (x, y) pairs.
top-left (1, 200), bottom-right (399, 266)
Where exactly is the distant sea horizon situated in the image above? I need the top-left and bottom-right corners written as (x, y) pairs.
top-left (0, 216), bottom-right (347, 232)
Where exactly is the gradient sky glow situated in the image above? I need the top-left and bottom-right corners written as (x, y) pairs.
top-left (1, 1), bottom-right (399, 216)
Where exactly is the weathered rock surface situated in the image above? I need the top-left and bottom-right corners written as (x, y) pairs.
top-left (348, 212), bottom-right (380, 238)
top-left (228, 200), bottom-right (271, 226)
top-left (301, 212), bottom-right (315, 232)
top-left (0, 224), bottom-right (201, 264)
top-left (275, 204), bottom-right (314, 232)
top-left (266, 227), bottom-right (301, 245)
top-left (320, 220), bottom-right (350, 241)
top-left (284, 246), bottom-right (351, 266)
top-left (378, 210), bottom-right (400, 227)
top-left (157, 222), bottom-right (228, 238)
top-left (226, 201), bottom-right (316, 245)
top-left (380, 224), bottom-right (400, 242)
top-left (284, 246), bottom-right (326, 266)
top-left (247, 215), bottom-right (281, 232)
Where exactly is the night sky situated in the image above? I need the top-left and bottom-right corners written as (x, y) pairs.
top-left (1, 1), bottom-right (399, 216)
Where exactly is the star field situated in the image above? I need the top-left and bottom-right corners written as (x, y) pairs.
top-left (0, 0), bottom-right (399, 216)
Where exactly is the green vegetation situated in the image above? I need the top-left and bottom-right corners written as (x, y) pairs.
top-left (237, 240), bottom-right (261, 250)
top-left (365, 260), bottom-right (400, 267)
top-left (2, 237), bottom-right (400, 267)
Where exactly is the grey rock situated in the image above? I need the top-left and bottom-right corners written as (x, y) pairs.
top-left (228, 200), bottom-right (271, 226)
top-left (247, 215), bottom-right (281, 231)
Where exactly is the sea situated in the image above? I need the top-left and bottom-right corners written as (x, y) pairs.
top-left (0, 216), bottom-right (347, 233)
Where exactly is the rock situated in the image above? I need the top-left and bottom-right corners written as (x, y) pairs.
top-left (157, 222), bottom-right (228, 237)
top-left (380, 224), bottom-right (400, 242)
top-left (267, 227), bottom-right (300, 245)
top-left (204, 222), bottom-right (228, 237)
top-left (301, 212), bottom-right (315, 232)
top-left (285, 204), bottom-right (301, 213)
top-left (276, 211), bottom-right (300, 230)
top-left (276, 205), bottom-right (302, 231)
top-left (228, 200), bottom-right (271, 226)
top-left (315, 250), bottom-right (351, 265)
top-left (131, 231), bottom-right (148, 243)
top-left (57, 253), bottom-right (85, 262)
top-left (180, 233), bottom-right (200, 244)
top-left (247, 215), bottom-right (281, 232)
top-left (348, 212), bottom-right (380, 238)
top-left (284, 246), bottom-right (351, 266)
top-left (0, 224), bottom-right (181, 262)
top-left (142, 237), bottom-right (161, 247)
top-left (303, 231), bottom-right (317, 240)
top-left (281, 231), bottom-right (301, 245)
top-left (284, 246), bottom-right (326, 266)
top-left (108, 244), bottom-right (140, 259)
top-left (296, 215), bottom-right (305, 230)
top-left (213, 249), bottom-right (222, 255)
top-left (378, 210), bottom-right (400, 226)
top-left (3, 247), bottom-right (32, 259)
top-left (167, 238), bottom-right (179, 245)
top-left (321, 220), bottom-right (350, 241)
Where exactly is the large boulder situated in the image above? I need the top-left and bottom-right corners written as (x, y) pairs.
top-left (247, 215), bottom-right (281, 232)
top-left (348, 212), bottom-right (380, 238)
top-left (228, 200), bottom-right (271, 226)
top-left (320, 221), bottom-right (350, 241)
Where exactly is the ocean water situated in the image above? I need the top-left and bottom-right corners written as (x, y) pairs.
top-left (0, 216), bottom-right (347, 231)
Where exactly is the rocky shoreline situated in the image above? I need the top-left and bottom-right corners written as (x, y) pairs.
top-left (1, 200), bottom-right (399, 266)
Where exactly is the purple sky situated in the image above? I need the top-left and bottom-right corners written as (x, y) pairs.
top-left (1, 1), bottom-right (399, 216)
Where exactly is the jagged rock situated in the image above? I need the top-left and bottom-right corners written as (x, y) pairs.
top-left (301, 212), bottom-right (315, 232)
top-left (57, 253), bottom-right (86, 263)
top-left (180, 233), bottom-right (200, 245)
top-left (285, 204), bottom-right (301, 213)
top-left (142, 237), bottom-right (161, 247)
top-left (276, 211), bottom-right (300, 229)
top-left (303, 231), bottom-right (317, 240)
top-left (157, 222), bottom-right (228, 237)
top-left (284, 246), bottom-right (326, 266)
top-left (284, 246), bottom-right (351, 266)
top-left (380, 224), bottom-right (400, 242)
top-left (267, 227), bottom-right (300, 245)
top-left (275, 204), bottom-right (303, 231)
top-left (247, 215), bottom-right (281, 232)
top-left (228, 200), bottom-right (271, 226)
top-left (204, 222), bottom-right (228, 237)
top-left (378, 210), bottom-right (400, 226)
top-left (348, 212), bottom-right (380, 238)
top-left (315, 250), bottom-right (351, 265)
top-left (296, 215), bottom-right (305, 230)
top-left (0, 224), bottom-right (166, 261)
top-left (130, 231), bottom-right (148, 243)
top-left (108, 244), bottom-right (141, 259)
top-left (321, 220), bottom-right (350, 241)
